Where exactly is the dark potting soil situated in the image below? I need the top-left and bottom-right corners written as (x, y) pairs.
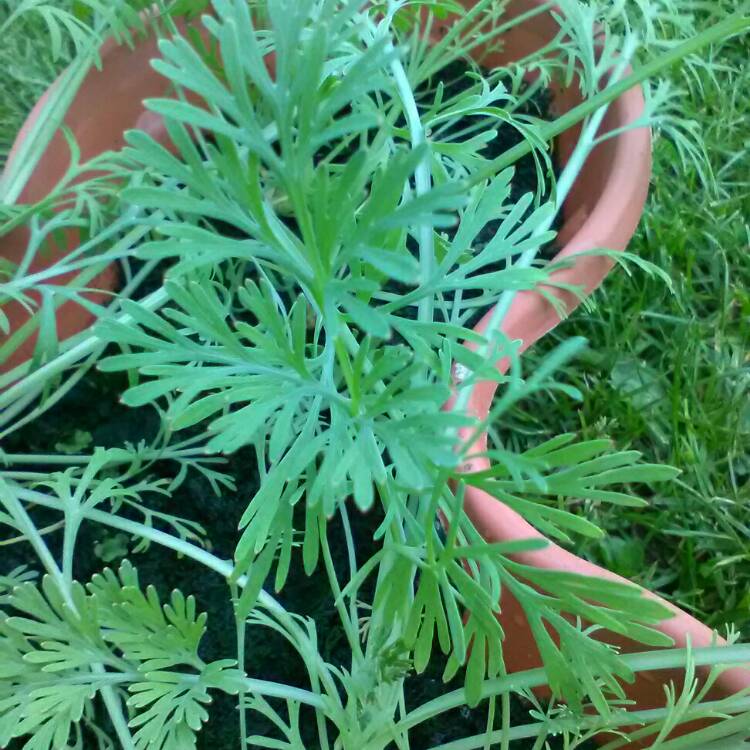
top-left (3, 373), bottom-right (596, 750)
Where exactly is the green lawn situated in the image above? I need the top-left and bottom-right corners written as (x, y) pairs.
top-left (2, 0), bottom-right (748, 637)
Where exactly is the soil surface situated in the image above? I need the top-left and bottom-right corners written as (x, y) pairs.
top-left (429, 59), bottom-right (561, 247)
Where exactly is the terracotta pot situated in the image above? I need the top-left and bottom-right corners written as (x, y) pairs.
top-left (447, 0), bottom-right (750, 741)
top-left (0, 22), bottom-right (198, 376)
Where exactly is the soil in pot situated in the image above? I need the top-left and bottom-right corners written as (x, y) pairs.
top-left (425, 59), bottom-right (560, 245)
top-left (361, 59), bottom-right (562, 330)
top-left (2, 366), bottom-right (595, 749)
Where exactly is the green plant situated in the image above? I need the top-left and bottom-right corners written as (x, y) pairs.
top-left (1, 1), bottom-right (749, 749)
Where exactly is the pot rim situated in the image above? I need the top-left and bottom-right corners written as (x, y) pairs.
top-left (450, 0), bottom-right (750, 709)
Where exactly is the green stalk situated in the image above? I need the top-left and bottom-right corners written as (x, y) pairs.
top-left (401, 645), bottom-right (750, 732)
top-left (0, 351), bottom-right (101, 439)
top-left (320, 512), bottom-right (365, 664)
top-left (12, 485), bottom-right (343, 715)
top-left (339, 503), bottom-right (361, 638)
top-left (0, 446), bottom-right (218, 466)
top-left (238, 677), bottom-right (325, 709)
top-left (530, 727), bottom-right (549, 750)
top-left (387, 2), bottom-right (435, 323)
top-left (0, 207), bottom-right (165, 395)
top-left (469, 13), bottom-right (750, 188)
top-left (416, 0), bottom-right (500, 80)
top-left (0, 43), bottom-right (98, 205)
top-left (61, 509), bottom-right (82, 585)
top-left (497, 692), bottom-right (508, 750)
top-left (0, 256), bottom-right (112, 371)
top-left (419, 0), bottom-right (558, 83)
top-left (0, 519), bottom-right (65, 547)
top-left (0, 285), bottom-right (168, 405)
top-left (628, 712), bottom-right (750, 750)
top-left (0, 388), bottom-right (42, 434)
top-left (230, 581), bottom-right (249, 749)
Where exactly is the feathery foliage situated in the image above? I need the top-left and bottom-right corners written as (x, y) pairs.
top-left (1, 0), bottom-right (749, 748)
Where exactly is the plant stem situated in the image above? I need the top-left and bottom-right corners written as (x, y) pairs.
top-left (339, 503), bottom-right (361, 645)
top-left (0, 259), bottom-right (109, 369)
top-left (469, 13), bottom-right (750, 187)
top-left (238, 677), bottom-right (326, 709)
top-left (0, 45), bottom-right (98, 204)
top-left (416, 0), bottom-right (500, 81)
top-left (232, 586), bottom-right (249, 749)
top-left (0, 519), bottom-right (65, 546)
top-left (427, 701), bottom-right (750, 750)
top-left (498, 691), bottom-right (508, 750)
top-left (0, 446), bottom-right (220, 467)
top-left (0, 351), bottom-right (101, 440)
top-left (61, 510), bottom-right (81, 585)
top-left (420, 0), bottom-right (559, 83)
top-left (387, 2), bottom-right (435, 323)
top-left (401, 645), bottom-right (750, 732)
top-left (448, 16), bottom-right (749, 451)
top-left (627, 711), bottom-right (750, 750)
top-left (0, 286), bottom-right (168, 406)
top-left (12, 485), bottom-right (341, 713)
top-left (320, 512), bottom-right (365, 664)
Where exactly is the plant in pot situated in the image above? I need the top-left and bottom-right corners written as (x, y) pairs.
top-left (1, 1), bottom-right (749, 749)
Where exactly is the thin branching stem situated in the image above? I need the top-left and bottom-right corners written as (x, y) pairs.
top-left (386, 1), bottom-right (435, 323)
top-left (469, 13), bottom-right (750, 187)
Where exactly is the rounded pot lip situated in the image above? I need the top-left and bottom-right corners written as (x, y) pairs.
top-left (1, 30), bottom-right (122, 201)
top-left (457, 87), bottom-right (653, 460)
top-left (452, 1), bottom-right (750, 699)
top-left (0, 32), bottom-right (138, 379)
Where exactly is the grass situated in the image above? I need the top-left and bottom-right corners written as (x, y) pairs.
top-left (1, 0), bottom-right (748, 638)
